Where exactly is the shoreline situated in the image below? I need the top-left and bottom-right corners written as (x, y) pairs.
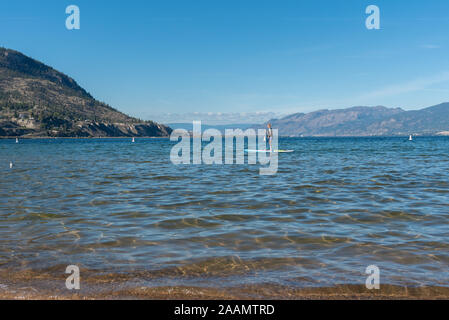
top-left (1, 269), bottom-right (447, 300)
top-left (2, 135), bottom-right (449, 139)
top-left (1, 284), bottom-right (448, 300)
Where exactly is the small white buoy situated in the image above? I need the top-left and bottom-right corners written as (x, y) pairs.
top-left (9, 162), bottom-right (13, 169)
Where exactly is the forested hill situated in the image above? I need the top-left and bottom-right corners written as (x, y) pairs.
top-left (0, 48), bottom-right (171, 137)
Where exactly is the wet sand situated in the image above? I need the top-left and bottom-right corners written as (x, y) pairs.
top-left (1, 270), bottom-right (448, 300)
top-left (2, 285), bottom-right (448, 300)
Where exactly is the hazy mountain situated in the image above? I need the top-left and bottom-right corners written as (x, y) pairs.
top-left (167, 123), bottom-right (256, 133)
top-left (262, 104), bottom-right (449, 136)
top-left (149, 112), bottom-right (280, 125)
top-left (0, 48), bottom-right (171, 137)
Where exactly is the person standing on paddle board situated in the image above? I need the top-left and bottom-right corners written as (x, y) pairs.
top-left (267, 123), bottom-right (273, 151)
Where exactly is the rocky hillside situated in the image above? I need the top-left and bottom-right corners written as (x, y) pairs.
top-left (0, 48), bottom-right (171, 137)
top-left (263, 104), bottom-right (449, 136)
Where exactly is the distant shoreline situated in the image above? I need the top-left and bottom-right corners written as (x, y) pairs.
top-left (0, 136), bottom-right (171, 139)
top-left (1, 135), bottom-right (448, 139)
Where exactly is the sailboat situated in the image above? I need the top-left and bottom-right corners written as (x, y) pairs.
top-left (409, 135), bottom-right (413, 141)
top-left (15, 138), bottom-right (19, 143)
top-left (132, 137), bottom-right (135, 143)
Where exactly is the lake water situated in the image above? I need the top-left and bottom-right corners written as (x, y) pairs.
top-left (0, 137), bottom-right (448, 297)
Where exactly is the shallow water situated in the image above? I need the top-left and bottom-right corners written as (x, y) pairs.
top-left (0, 137), bottom-right (448, 294)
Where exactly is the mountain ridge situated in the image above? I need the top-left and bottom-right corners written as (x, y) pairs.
top-left (0, 48), bottom-right (171, 137)
top-left (261, 103), bottom-right (449, 136)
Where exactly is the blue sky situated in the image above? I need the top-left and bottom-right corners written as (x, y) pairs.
top-left (1, 0), bottom-right (449, 122)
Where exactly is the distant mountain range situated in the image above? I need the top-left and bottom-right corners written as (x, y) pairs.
top-left (261, 104), bottom-right (449, 136)
top-left (168, 123), bottom-right (255, 133)
top-left (0, 48), bottom-right (171, 137)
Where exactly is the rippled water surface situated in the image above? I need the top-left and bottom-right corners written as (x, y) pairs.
top-left (0, 137), bottom-right (448, 292)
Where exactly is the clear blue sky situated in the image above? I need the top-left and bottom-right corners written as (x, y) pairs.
top-left (1, 0), bottom-right (449, 121)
